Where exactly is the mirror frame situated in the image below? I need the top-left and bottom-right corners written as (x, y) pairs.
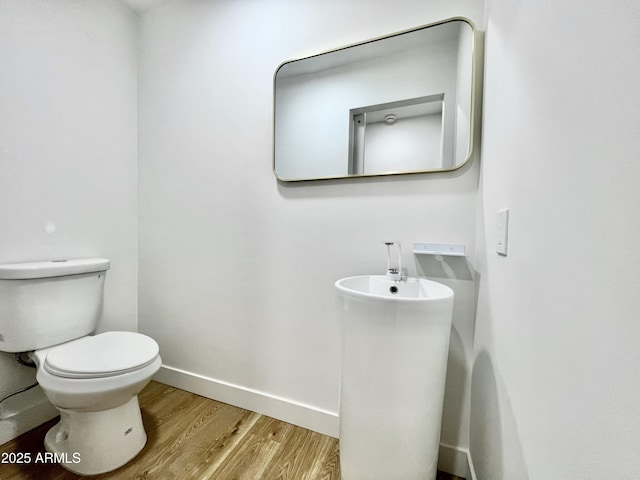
top-left (272, 17), bottom-right (479, 182)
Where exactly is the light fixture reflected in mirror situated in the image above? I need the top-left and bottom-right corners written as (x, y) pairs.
top-left (384, 114), bottom-right (398, 125)
top-left (273, 17), bottom-right (478, 182)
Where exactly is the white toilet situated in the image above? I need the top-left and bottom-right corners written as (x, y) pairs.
top-left (0, 258), bottom-right (161, 475)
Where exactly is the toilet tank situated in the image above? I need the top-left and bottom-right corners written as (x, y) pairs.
top-left (0, 258), bottom-right (110, 353)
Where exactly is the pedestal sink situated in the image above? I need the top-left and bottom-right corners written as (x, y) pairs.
top-left (335, 275), bottom-right (454, 480)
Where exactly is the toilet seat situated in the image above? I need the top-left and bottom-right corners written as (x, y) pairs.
top-left (44, 332), bottom-right (159, 379)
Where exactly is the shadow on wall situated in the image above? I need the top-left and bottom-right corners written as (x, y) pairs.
top-left (416, 254), bottom-right (474, 282)
top-left (416, 254), bottom-right (474, 448)
top-left (470, 350), bottom-right (530, 480)
top-left (440, 326), bottom-right (467, 444)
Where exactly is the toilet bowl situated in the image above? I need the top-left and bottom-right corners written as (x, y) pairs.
top-left (30, 331), bottom-right (161, 476)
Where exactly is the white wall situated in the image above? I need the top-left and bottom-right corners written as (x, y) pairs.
top-left (138, 0), bottom-right (482, 452)
top-left (0, 0), bottom-right (138, 442)
top-left (364, 113), bottom-right (443, 173)
top-left (472, 0), bottom-right (640, 478)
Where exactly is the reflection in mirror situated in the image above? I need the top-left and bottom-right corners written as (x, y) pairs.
top-left (349, 94), bottom-right (445, 175)
top-left (273, 18), bottom-right (477, 182)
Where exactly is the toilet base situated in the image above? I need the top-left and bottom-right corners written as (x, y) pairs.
top-left (44, 395), bottom-right (147, 476)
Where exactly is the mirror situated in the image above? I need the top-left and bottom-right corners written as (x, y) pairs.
top-left (273, 18), bottom-right (478, 182)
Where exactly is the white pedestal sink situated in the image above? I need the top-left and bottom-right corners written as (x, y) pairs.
top-left (335, 275), bottom-right (454, 480)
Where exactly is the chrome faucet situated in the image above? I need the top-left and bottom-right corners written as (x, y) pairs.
top-left (384, 241), bottom-right (402, 281)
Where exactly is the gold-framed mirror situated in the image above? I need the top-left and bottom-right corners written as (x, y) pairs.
top-left (273, 17), bottom-right (478, 182)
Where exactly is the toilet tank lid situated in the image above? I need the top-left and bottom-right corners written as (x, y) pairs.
top-left (0, 258), bottom-right (110, 280)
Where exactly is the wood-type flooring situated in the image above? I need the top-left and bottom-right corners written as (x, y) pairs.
top-left (0, 381), bottom-right (464, 480)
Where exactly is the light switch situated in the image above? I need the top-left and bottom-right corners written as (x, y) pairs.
top-left (496, 209), bottom-right (509, 255)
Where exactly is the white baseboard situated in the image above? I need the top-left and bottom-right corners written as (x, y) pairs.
top-left (154, 365), bottom-right (339, 437)
top-left (438, 443), bottom-right (477, 480)
top-left (466, 448), bottom-right (478, 480)
top-left (0, 387), bottom-right (58, 446)
top-left (155, 365), bottom-right (476, 479)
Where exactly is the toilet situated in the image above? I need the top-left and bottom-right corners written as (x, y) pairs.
top-left (0, 258), bottom-right (161, 475)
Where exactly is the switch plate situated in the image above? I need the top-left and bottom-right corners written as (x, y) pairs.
top-left (496, 209), bottom-right (509, 255)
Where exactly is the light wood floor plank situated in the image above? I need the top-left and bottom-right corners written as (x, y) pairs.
top-left (212, 416), bottom-right (288, 479)
top-left (260, 418), bottom-right (338, 480)
top-left (0, 381), bottom-right (464, 480)
top-left (195, 411), bottom-right (262, 479)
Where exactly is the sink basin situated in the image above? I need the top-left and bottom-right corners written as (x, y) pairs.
top-left (335, 275), bottom-right (454, 480)
top-left (335, 275), bottom-right (453, 301)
